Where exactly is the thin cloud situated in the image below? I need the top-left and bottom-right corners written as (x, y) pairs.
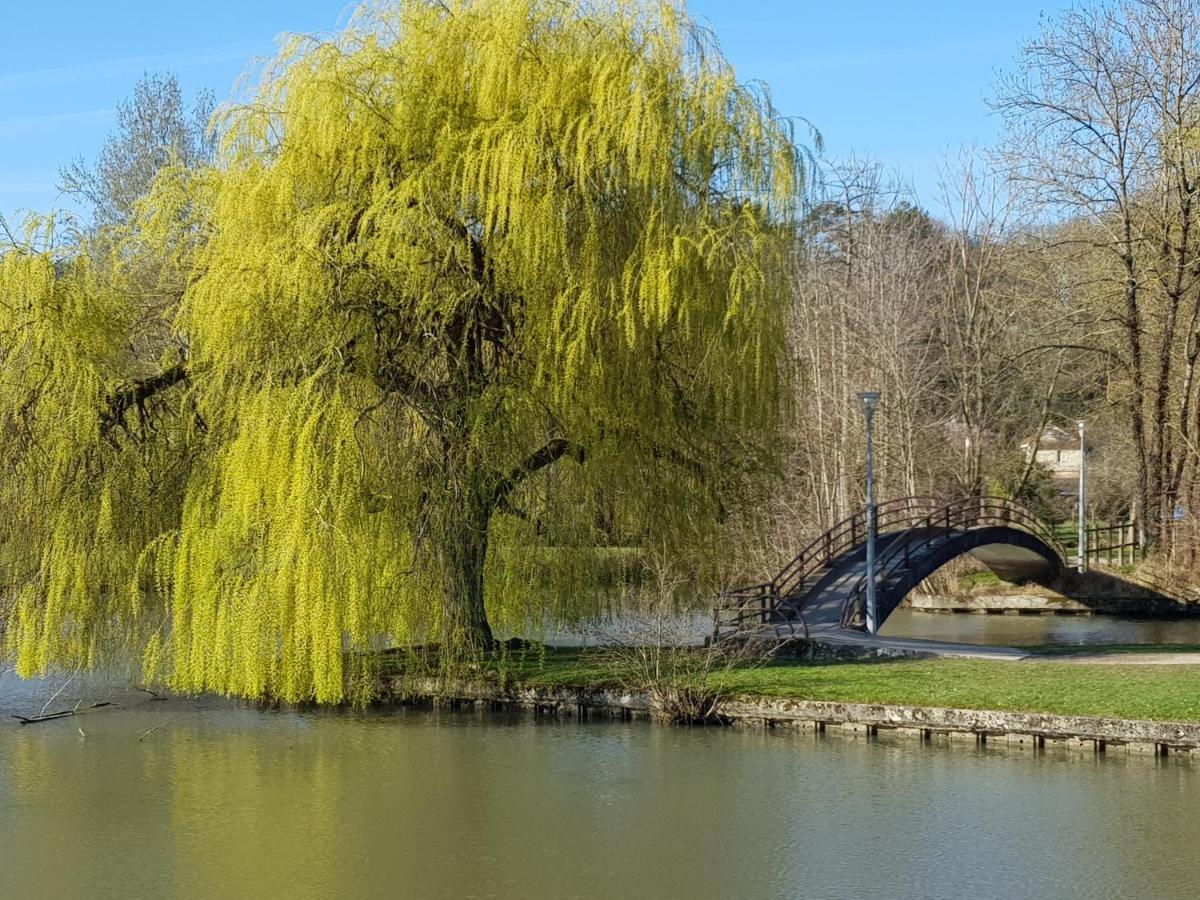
top-left (0, 40), bottom-right (262, 93)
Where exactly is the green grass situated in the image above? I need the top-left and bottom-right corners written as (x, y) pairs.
top-left (711, 658), bottom-right (1200, 722)
top-left (957, 569), bottom-right (1002, 589)
top-left (483, 647), bottom-right (1200, 723)
top-left (495, 648), bottom-right (615, 687)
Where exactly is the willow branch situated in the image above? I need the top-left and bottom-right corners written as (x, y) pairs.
top-left (100, 362), bottom-right (189, 437)
top-left (492, 438), bottom-right (585, 508)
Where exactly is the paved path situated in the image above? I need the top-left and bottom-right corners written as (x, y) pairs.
top-left (1053, 652), bottom-right (1200, 665)
top-left (755, 621), bottom-right (1030, 661)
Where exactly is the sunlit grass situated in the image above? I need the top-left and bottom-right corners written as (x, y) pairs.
top-left (489, 647), bottom-right (1200, 722)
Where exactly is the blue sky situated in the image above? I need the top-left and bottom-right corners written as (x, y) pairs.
top-left (0, 1), bottom-right (1073, 224)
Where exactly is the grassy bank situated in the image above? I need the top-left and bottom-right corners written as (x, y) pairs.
top-left (476, 648), bottom-right (1200, 723)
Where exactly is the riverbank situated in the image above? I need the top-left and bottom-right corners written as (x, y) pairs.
top-left (378, 647), bottom-right (1200, 753)
top-left (907, 557), bottom-right (1200, 616)
top-left (908, 592), bottom-right (1200, 616)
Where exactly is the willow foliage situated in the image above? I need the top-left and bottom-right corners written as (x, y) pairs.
top-left (0, 215), bottom-right (194, 678)
top-left (2, 0), bottom-right (804, 703)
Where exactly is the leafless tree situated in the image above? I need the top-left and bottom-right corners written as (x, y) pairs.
top-left (994, 0), bottom-right (1200, 545)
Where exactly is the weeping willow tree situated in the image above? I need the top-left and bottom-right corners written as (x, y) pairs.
top-left (2, 0), bottom-right (805, 703)
top-left (0, 206), bottom-right (199, 677)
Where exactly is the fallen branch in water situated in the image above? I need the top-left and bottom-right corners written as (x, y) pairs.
top-left (138, 720), bottom-right (173, 742)
top-left (39, 670), bottom-right (78, 717)
top-left (11, 701), bottom-right (115, 725)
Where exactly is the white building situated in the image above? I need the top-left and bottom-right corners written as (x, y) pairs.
top-left (1019, 426), bottom-right (1087, 495)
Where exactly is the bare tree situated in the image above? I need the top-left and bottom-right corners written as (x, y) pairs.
top-left (994, 0), bottom-right (1200, 545)
top-left (59, 72), bottom-right (215, 228)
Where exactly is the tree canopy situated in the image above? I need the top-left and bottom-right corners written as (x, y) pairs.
top-left (59, 71), bottom-right (215, 229)
top-left (0, 0), bottom-right (804, 702)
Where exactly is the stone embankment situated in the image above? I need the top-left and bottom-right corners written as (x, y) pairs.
top-left (386, 679), bottom-right (1200, 757)
top-left (908, 592), bottom-right (1200, 617)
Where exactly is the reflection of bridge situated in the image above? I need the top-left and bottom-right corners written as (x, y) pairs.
top-left (713, 497), bottom-right (1069, 655)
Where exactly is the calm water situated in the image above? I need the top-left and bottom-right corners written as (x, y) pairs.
top-left (881, 608), bottom-right (1200, 646)
top-left (545, 607), bottom-right (1200, 648)
top-left (3, 671), bottom-right (1200, 900)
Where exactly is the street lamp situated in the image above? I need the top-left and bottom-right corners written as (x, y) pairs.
top-left (858, 391), bottom-right (881, 634)
top-left (1077, 420), bottom-right (1086, 573)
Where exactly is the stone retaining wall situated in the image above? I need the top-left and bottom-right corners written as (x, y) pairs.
top-left (908, 593), bottom-right (1200, 617)
top-left (718, 696), bottom-right (1200, 755)
top-left (386, 678), bottom-right (1200, 756)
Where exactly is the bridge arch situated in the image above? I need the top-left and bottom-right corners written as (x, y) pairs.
top-left (832, 523), bottom-right (1062, 630)
top-left (713, 496), bottom-right (1067, 641)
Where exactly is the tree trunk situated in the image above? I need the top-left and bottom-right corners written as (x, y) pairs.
top-left (1121, 262), bottom-right (1155, 547)
top-left (436, 423), bottom-right (497, 652)
top-left (439, 485), bottom-right (495, 652)
top-left (434, 428), bottom-right (582, 653)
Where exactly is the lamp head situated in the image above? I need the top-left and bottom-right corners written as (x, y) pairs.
top-left (858, 391), bottom-right (881, 416)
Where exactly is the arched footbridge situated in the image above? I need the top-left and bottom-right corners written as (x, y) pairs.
top-left (713, 496), bottom-right (1067, 651)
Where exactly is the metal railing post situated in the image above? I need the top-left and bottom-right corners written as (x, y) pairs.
top-left (864, 426), bottom-right (877, 634)
top-left (1077, 420), bottom-right (1087, 572)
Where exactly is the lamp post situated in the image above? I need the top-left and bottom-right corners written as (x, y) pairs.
top-left (1077, 420), bottom-right (1086, 573)
top-left (858, 391), bottom-right (881, 634)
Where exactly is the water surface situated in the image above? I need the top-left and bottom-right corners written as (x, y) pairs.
top-left (2, 673), bottom-right (1199, 899)
top-left (882, 608), bottom-right (1200, 646)
top-left (545, 607), bottom-right (1200, 649)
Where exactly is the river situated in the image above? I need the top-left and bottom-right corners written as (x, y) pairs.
top-left (881, 607), bottom-right (1200, 646)
top-left (545, 606), bottom-right (1200, 648)
top-left (2, 660), bottom-right (1199, 899)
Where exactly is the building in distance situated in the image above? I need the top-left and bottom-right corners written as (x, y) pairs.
top-left (1019, 426), bottom-right (1088, 496)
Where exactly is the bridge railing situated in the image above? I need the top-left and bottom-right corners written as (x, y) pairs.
top-left (712, 497), bottom-right (945, 638)
top-left (839, 496), bottom-right (1068, 629)
top-left (711, 582), bottom-right (779, 636)
top-left (713, 495), bottom-right (1067, 640)
top-left (771, 497), bottom-right (944, 598)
